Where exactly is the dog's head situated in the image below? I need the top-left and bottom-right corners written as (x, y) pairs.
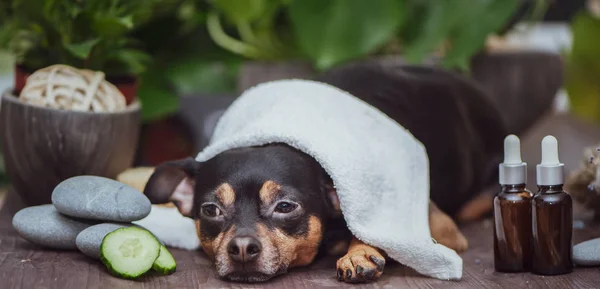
top-left (144, 144), bottom-right (340, 282)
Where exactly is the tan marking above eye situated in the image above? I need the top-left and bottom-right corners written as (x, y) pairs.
top-left (215, 183), bottom-right (236, 207)
top-left (259, 180), bottom-right (281, 205)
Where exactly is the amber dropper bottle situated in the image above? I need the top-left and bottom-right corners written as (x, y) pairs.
top-left (493, 134), bottom-right (533, 272)
top-left (532, 135), bottom-right (573, 275)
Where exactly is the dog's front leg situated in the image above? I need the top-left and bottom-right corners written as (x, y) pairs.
top-left (336, 237), bottom-right (386, 283)
top-left (429, 201), bottom-right (469, 252)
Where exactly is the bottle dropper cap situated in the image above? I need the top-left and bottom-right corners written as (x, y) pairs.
top-left (536, 135), bottom-right (564, 186)
top-left (499, 134), bottom-right (527, 185)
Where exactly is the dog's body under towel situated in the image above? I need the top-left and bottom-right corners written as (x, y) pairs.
top-left (136, 64), bottom-right (513, 281)
top-left (192, 79), bottom-right (463, 280)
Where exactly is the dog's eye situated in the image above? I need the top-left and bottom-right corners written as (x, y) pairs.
top-left (201, 204), bottom-right (222, 217)
top-left (274, 202), bottom-right (298, 213)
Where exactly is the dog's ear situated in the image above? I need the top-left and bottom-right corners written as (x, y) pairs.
top-left (319, 172), bottom-right (342, 217)
top-left (144, 157), bottom-right (201, 217)
top-left (321, 180), bottom-right (342, 217)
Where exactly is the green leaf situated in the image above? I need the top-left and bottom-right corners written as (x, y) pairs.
top-left (212, 0), bottom-right (268, 24)
top-left (565, 12), bottom-right (600, 123)
top-left (0, 50), bottom-right (15, 73)
top-left (441, 0), bottom-right (519, 69)
top-left (568, 12), bottom-right (600, 69)
top-left (565, 59), bottom-right (600, 123)
top-left (288, 0), bottom-right (404, 70)
top-left (105, 48), bottom-right (152, 75)
top-left (0, 22), bottom-right (18, 49)
top-left (137, 68), bottom-right (180, 122)
top-left (64, 38), bottom-right (100, 59)
top-left (166, 56), bottom-right (241, 95)
top-left (119, 16), bottom-right (134, 29)
top-left (93, 15), bottom-right (135, 38)
top-left (2, 0), bottom-right (183, 76)
top-left (401, 1), bottom-right (468, 64)
top-left (162, 26), bottom-right (243, 94)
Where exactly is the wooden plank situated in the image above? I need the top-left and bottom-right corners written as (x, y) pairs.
top-left (2, 199), bottom-right (600, 289)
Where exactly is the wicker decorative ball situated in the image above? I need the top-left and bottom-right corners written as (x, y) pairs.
top-left (18, 64), bottom-right (127, 112)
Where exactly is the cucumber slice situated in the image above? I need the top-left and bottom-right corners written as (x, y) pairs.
top-left (152, 245), bottom-right (177, 275)
top-left (100, 227), bottom-right (161, 279)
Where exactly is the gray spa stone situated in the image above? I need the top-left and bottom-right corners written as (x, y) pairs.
top-left (12, 204), bottom-right (95, 249)
top-left (52, 175), bottom-right (151, 222)
top-left (574, 238), bottom-right (600, 266)
top-left (76, 223), bottom-right (130, 259)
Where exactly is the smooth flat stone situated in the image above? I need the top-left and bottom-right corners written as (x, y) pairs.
top-left (76, 223), bottom-right (130, 259)
top-left (574, 238), bottom-right (600, 266)
top-left (52, 175), bottom-right (151, 222)
top-left (12, 204), bottom-right (95, 249)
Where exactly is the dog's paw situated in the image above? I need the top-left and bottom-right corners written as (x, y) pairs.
top-left (336, 247), bottom-right (385, 283)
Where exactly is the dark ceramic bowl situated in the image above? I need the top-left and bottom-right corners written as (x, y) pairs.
top-left (0, 90), bottom-right (141, 206)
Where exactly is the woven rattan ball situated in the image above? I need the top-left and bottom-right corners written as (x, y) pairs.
top-left (18, 64), bottom-right (127, 112)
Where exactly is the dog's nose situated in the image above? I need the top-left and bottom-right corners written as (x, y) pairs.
top-left (227, 236), bottom-right (262, 263)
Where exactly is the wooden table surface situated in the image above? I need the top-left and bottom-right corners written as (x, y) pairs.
top-left (2, 113), bottom-right (600, 288)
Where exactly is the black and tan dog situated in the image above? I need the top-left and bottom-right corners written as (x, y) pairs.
top-left (143, 62), bottom-right (508, 283)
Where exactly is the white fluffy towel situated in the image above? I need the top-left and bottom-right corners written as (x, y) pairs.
top-left (191, 79), bottom-right (463, 280)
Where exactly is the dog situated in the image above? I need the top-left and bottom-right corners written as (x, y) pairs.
top-left (141, 62), bottom-right (508, 283)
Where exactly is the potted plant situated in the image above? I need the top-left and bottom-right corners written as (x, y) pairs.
top-left (0, 64), bottom-right (144, 206)
top-left (0, 0), bottom-right (183, 104)
top-left (0, 0), bottom-right (238, 167)
top-left (116, 1), bottom-right (243, 165)
top-left (200, 0), bottom-right (563, 135)
top-left (204, 0), bottom-right (542, 87)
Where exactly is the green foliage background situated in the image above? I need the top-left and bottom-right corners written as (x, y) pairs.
top-left (0, 0), bottom-right (536, 122)
top-left (207, 0), bottom-right (524, 71)
top-left (7, 0), bottom-right (600, 187)
top-left (565, 11), bottom-right (600, 123)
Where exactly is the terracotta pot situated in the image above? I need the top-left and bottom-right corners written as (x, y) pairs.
top-left (105, 75), bottom-right (139, 105)
top-left (13, 64), bottom-right (35, 95)
top-left (0, 90), bottom-right (141, 206)
top-left (136, 116), bottom-right (195, 166)
top-left (14, 64), bottom-right (138, 105)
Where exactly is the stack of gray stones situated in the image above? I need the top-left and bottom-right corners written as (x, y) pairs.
top-left (12, 176), bottom-right (152, 260)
